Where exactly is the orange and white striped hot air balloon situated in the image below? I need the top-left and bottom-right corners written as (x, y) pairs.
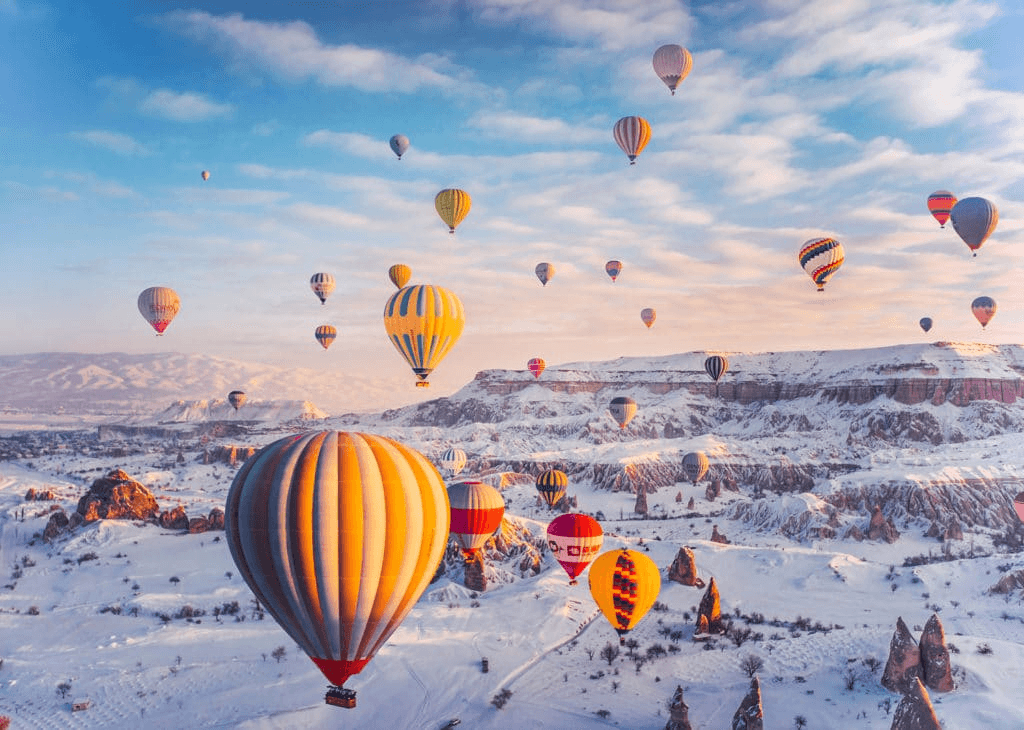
top-left (448, 480), bottom-right (504, 561)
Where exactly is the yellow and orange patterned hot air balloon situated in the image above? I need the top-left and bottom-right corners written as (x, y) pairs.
top-left (434, 188), bottom-right (472, 233)
top-left (536, 469), bottom-right (568, 508)
top-left (137, 286), bottom-right (180, 335)
top-left (388, 264), bottom-right (412, 290)
top-left (315, 324), bottom-right (337, 350)
top-left (224, 431), bottom-right (450, 709)
top-left (640, 308), bottom-right (656, 329)
top-left (588, 548), bottom-right (661, 645)
top-left (383, 285), bottom-right (465, 387)
top-left (926, 190), bottom-right (956, 228)
top-left (613, 116), bottom-right (651, 165)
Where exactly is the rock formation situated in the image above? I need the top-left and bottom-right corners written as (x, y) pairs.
top-left (989, 569), bottom-right (1024, 596)
top-left (464, 552), bottom-right (487, 592)
top-left (705, 480), bottom-right (721, 502)
top-left (675, 491), bottom-right (683, 503)
top-left (882, 617), bottom-right (922, 694)
top-left (868, 505), bottom-right (900, 543)
top-left (710, 525), bottom-right (730, 544)
top-left (188, 516), bottom-right (209, 534)
top-left (919, 614), bottom-right (953, 692)
top-left (686, 496), bottom-right (695, 510)
top-left (668, 547), bottom-right (705, 588)
top-left (76, 469), bottom-right (159, 522)
top-left (665, 685), bottom-right (692, 730)
top-left (634, 486), bottom-right (648, 515)
top-left (890, 678), bottom-right (942, 730)
top-left (207, 507), bottom-right (225, 530)
top-left (159, 506), bottom-right (190, 530)
top-left (43, 509), bottom-right (69, 542)
top-left (25, 487), bottom-right (56, 501)
top-left (695, 577), bottom-right (724, 635)
top-left (731, 676), bottom-right (763, 730)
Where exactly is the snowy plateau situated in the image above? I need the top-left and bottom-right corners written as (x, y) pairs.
top-left (1, 342), bottom-right (1023, 729)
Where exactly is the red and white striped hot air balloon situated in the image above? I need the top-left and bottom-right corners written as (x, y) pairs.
top-left (546, 513), bottom-right (603, 585)
top-left (448, 480), bottom-right (505, 561)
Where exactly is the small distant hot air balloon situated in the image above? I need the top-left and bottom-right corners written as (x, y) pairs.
top-left (652, 44), bottom-right (693, 96)
top-left (389, 134), bottom-right (410, 160)
top-left (919, 317), bottom-right (933, 333)
top-left (439, 447), bottom-right (467, 478)
top-left (435, 189), bottom-right (472, 233)
top-left (225, 431), bottom-right (449, 709)
top-left (682, 451), bottom-right (709, 484)
top-left (388, 264), bottom-right (411, 290)
top-left (971, 296), bottom-right (996, 328)
top-left (383, 285), bottom-right (465, 387)
top-left (228, 390), bottom-right (246, 410)
top-left (613, 116), bottom-right (651, 165)
top-left (950, 197), bottom-right (998, 257)
top-left (1014, 491), bottom-right (1024, 523)
top-left (605, 260), bottom-right (623, 282)
top-left (799, 237), bottom-right (844, 292)
top-left (536, 470), bottom-right (568, 508)
top-left (608, 396), bottom-right (638, 429)
top-left (640, 308), bottom-right (656, 329)
top-left (535, 262), bottom-right (555, 286)
top-left (547, 513), bottom-right (603, 585)
top-left (704, 355), bottom-right (729, 383)
top-left (448, 480), bottom-right (504, 562)
top-left (138, 286), bottom-right (180, 336)
top-left (528, 358), bottom-right (546, 379)
top-left (201, 170), bottom-right (210, 181)
top-left (315, 324), bottom-right (337, 350)
top-left (310, 273), bottom-right (335, 305)
top-left (588, 548), bottom-right (661, 645)
top-left (927, 190), bottom-right (955, 228)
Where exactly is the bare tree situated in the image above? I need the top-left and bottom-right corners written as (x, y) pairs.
top-left (56, 681), bottom-right (72, 699)
top-left (600, 642), bottom-right (620, 666)
top-left (739, 654), bottom-right (764, 678)
top-left (271, 646), bottom-right (287, 663)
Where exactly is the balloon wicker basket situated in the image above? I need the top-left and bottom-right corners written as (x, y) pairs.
top-left (415, 381), bottom-right (430, 388)
top-left (325, 686), bottom-right (356, 709)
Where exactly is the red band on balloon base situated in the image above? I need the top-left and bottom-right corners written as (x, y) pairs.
top-left (311, 657), bottom-right (371, 688)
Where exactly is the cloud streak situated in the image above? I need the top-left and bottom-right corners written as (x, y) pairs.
top-left (69, 130), bottom-right (150, 156)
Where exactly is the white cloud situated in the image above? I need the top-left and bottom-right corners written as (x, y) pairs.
top-left (466, 111), bottom-right (606, 144)
top-left (174, 188), bottom-right (291, 206)
top-left (303, 130), bottom-right (391, 160)
top-left (68, 130), bottom-right (150, 156)
top-left (50, 171), bottom-right (139, 198)
top-left (139, 89), bottom-right (233, 122)
top-left (252, 120), bottom-right (279, 137)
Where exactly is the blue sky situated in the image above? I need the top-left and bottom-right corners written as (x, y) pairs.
top-left (3, 0), bottom-right (1024, 406)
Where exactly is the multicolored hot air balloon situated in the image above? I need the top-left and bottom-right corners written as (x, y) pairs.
top-left (535, 262), bottom-right (555, 286)
top-left (536, 469), bottom-right (568, 508)
top-left (682, 451), bottom-right (709, 484)
top-left (1014, 491), bottom-right (1024, 523)
top-left (389, 134), bottom-right (410, 160)
top-left (927, 190), bottom-right (955, 228)
top-left (388, 264), bottom-right (411, 290)
top-left (608, 396), bottom-right (638, 429)
top-left (435, 188), bottom-right (472, 233)
top-left (971, 296), bottom-right (996, 328)
top-left (225, 431), bottom-right (449, 709)
top-left (798, 237), bottom-right (844, 292)
top-left (950, 197), bottom-right (998, 257)
top-left (310, 273), bottom-right (335, 305)
top-left (201, 170), bottom-right (210, 181)
top-left (546, 513), bottom-right (603, 585)
top-left (605, 260), bottom-right (623, 282)
top-left (652, 44), bottom-right (693, 96)
top-left (919, 317), bottom-right (933, 333)
top-left (613, 116), bottom-right (651, 165)
top-left (315, 324), bottom-right (337, 350)
top-left (228, 390), bottom-right (246, 410)
top-left (383, 285), bottom-right (465, 387)
top-left (704, 355), bottom-right (729, 383)
top-left (448, 480), bottom-right (504, 562)
top-left (640, 308), bottom-right (656, 329)
top-left (588, 548), bottom-right (661, 645)
top-left (438, 447), bottom-right (467, 478)
top-left (528, 358), bottom-right (546, 379)
top-left (138, 286), bottom-right (180, 335)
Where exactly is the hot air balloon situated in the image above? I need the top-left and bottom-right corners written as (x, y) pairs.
top-left (613, 116), bottom-right (651, 165)
top-left (971, 296), bottom-right (996, 328)
top-left (138, 286), bottom-right (180, 335)
top-left (201, 170), bottom-right (210, 181)
top-left (919, 317), bottom-right (933, 333)
top-left (389, 134), bottom-right (410, 160)
top-left (608, 396), bottom-right (637, 429)
top-left (315, 324), bottom-right (337, 350)
top-left (438, 447), bottom-right (467, 478)
top-left (435, 188), bottom-right (471, 233)
top-left (605, 260), bottom-right (623, 282)
top-left (640, 308), bottom-right (656, 329)
top-left (546, 513), bottom-right (603, 585)
top-left (225, 431), bottom-right (449, 709)
top-left (536, 470), bottom-right (568, 508)
top-left (704, 355), bottom-right (729, 383)
top-left (383, 284), bottom-right (465, 387)
top-left (388, 264), bottom-right (411, 290)
top-left (588, 548), bottom-right (661, 645)
top-left (927, 190), bottom-right (955, 228)
top-left (798, 237), bottom-right (844, 292)
top-left (535, 262), bottom-right (555, 286)
top-left (652, 44), bottom-right (693, 95)
top-left (528, 358), bottom-right (546, 379)
top-left (950, 197), bottom-right (998, 256)
top-left (1014, 491), bottom-right (1024, 523)
top-left (228, 390), bottom-right (246, 410)
top-left (682, 451), bottom-right (709, 484)
top-left (310, 273), bottom-right (335, 305)
top-left (448, 480), bottom-right (505, 561)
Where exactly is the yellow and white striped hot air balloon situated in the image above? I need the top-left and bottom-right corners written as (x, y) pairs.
top-left (434, 188), bottom-right (471, 233)
top-left (137, 286), bottom-right (180, 335)
top-left (383, 284), bottom-right (465, 387)
top-left (224, 431), bottom-right (450, 709)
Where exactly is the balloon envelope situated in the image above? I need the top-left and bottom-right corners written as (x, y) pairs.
top-left (798, 238), bottom-right (844, 291)
top-left (926, 190), bottom-right (955, 228)
top-left (704, 355), bottom-right (729, 383)
top-left (224, 431), bottom-right (449, 696)
top-left (950, 197), bottom-right (998, 255)
top-left (588, 549), bottom-right (661, 643)
top-left (438, 447), bottom-right (467, 478)
top-left (315, 325), bottom-right (337, 350)
top-left (435, 189), bottom-right (472, 233)
top-left (383, 285), bottom-right (465, 387)
top-left (310, 273), bottom-right (335, 305)
top-left (138, 286), bottom-right (180, 335)
top-left (652, 44), bottom-right (693, 95)
top-left (388, 264), bottom-right (411, 290)
top-left (682, 451), bottom-right (709, 484)
top-left (448, 480), bottom-right (504, 560)
top-left (228, 390), bottom-right (246, 410)
top-left (971, 296), bottom-right (996, 328)
top-left (536, 470), bottom-right (568, 508)
top-left (640, 308), bottom-right (656, 328)
top-left (613, 117), bottom-right (651, 164)
top-left (919, 317), bottom-right (933, 333)
top-left (389, 134), bottom-right (410, 159)
top-left (608, 396), bottom-right (638, 429)
top-left (605, 260), bottom-right (623, 282)
top-left (528, 358), bottom-right (546, 379)
top-left (535, 262), bottom-right (555, 286)
top-left (201, 170), bottom-right (210, 181)
top-left (547, 513), bottom-right (603, 583)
